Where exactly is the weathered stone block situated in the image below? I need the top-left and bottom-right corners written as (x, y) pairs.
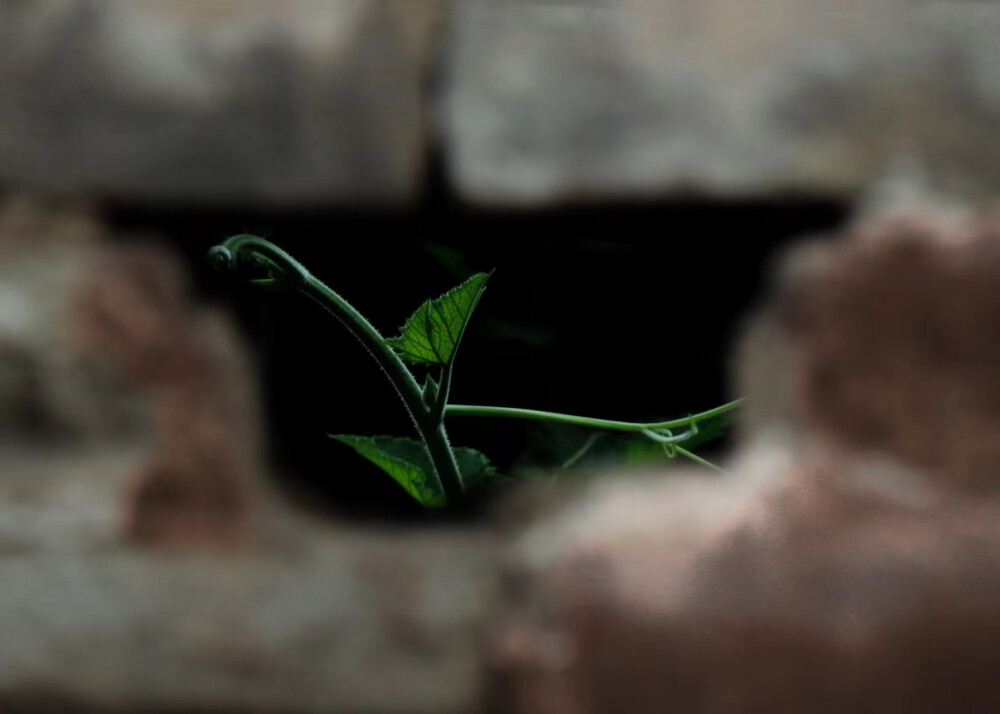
top-left (0, 536), bottom-right (498, 714)
top-left (0, 196), bottom-right (264, 550)
top-left (0, 200), bottom-right (500, 713)
top-left (0, 0), bottom-right (442, 204)
top-left (443, 0), bottom-right (1000, 205)
top-left (0, 198), bottom-right (142, 443)
top-left (743, 210), bottom-right (1000, 494)
top-left (499, 212), bottom-right (1000, 712)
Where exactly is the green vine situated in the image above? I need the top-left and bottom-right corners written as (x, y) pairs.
top-left (209, 234), bottom-right (743, 507)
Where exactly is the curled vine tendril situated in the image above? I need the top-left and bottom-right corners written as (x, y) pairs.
top-left (207, 234), bottom-right (307, 289)
top-left (642, 421), bottom-right (699, 458)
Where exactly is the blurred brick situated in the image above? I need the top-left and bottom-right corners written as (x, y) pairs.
top-left (442, 0), bottom-right (1000, 205)
top-left (498, 211), bottom-right (1000, 712)
top-left (0, 197), bottom-right (144, 443)
top-left (0, 0), bottom-right (442, 204)
top-left (6, 199), bottom-right (1000, 713)
top-left (0, 196), bottom-right (265, 552)
top-left (745, 211), bottom-right (1000, 495)
top-left (503, 459), bottom-right (1000, 714)
top-left (0, 534), bottom-right (498, 714)
top-left (0, 200), bottom-right (500, 713)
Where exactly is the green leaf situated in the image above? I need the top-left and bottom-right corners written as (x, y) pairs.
top-left (331, 435), bottom-right (498, 506)
top-left (385, 272), bottom-right (491, 365)
top-left (452, 446), bottom-right (498, 489)
top-left (332, 435), bottom-right (444, 506)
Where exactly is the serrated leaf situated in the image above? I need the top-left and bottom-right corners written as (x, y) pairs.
top-left (385, 272), bottom-right (491, 366)
top-left (332, 435), bottom-right (499, 506)
top-left (332, 435), bottom-right (445, 506)
top-left (452, 446), bottom-right (498, 489)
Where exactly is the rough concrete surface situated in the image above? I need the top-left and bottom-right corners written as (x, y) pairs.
top-left (442, 0), bottom-right (1000, 204)
top-left (5, 206), bottom-right (1000, 712)
top-left (0, 535), bottom-right (498, 714)
top-left (0, 0), bottom-right (442, 204)
top-left (2, 1), bottom-right (1000, 205)
top-left (499, 212), bottom-right (1000, 713)
top-left (0, 201), bottom-right (501, 713)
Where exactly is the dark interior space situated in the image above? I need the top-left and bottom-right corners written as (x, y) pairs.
top-left (103, 185), bottom-right (847, 520)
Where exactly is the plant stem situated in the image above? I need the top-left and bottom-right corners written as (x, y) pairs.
top-left (558, 433), bottom-right (603, 472)
top-left (300, 282), bottom-right (464, 502)
top-left (445, 398), bottom-right (744, 433)
top-left (675, 446), bottom-right (726, 473)
top-left (212, 235), bottom-right (464, 503)
top-left (431, 362), bottom-right (453, 425)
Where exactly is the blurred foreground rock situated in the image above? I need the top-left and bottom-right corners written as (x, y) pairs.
top-left (6, 201), bottom-right (1000, 712)
top-left (0, 199), bottom-right (499, 713)
top-left (500, 213), bottom-right (1000, 712)
top-left (0, 197), bottom-right (262, 551)
top-left (0, 536), bottom-right (496, 714)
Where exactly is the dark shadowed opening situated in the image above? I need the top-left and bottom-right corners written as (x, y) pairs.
top-left (103, 164), bottom-right (847, 521)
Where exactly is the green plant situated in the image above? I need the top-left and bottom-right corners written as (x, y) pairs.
top-left (208, 234), bottom-right (743, 507)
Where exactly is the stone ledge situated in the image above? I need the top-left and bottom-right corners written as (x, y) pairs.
top-left (442, 0), bottom-right (1000, 205)
top-left (0, 0), bottom-right (442, 205)
top-left (5, 1), bottom-right (1000, 205)
top-left (0, 531), bottom-right (498, 714)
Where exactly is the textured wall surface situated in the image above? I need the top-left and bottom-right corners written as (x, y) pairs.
top-left (0, 198), bottom-right (499, 713)
top-left (444, 0), bottom-right (1000, 204)
top-left (6, 204), bottom-right (1000, 711)
top-left (0, 0), bottom-right (442, 203)
top-left (1, 0), bottom-right (999, 205)
top-left (501, 213), bottom-right (1000, 713)
top-left (3, 1), bottom-right (1000, 711)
